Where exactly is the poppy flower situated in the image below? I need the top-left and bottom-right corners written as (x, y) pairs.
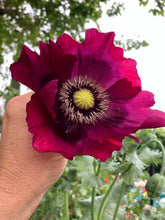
top-left (104, 178), bottom-right (110, 183)
top-left (10, 29), bottom-right (165, 162)
top-left (126, 212), bottom-right (130, 218)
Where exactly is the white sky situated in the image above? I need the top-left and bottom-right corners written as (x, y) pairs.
top-left (1, 0), bottom-right (165, 113)
top-left (97, 0), bottom-right (165, 112)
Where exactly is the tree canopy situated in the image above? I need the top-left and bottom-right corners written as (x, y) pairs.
top-left (0, 0), bottom-right (164, 108)
top-left (1, 0), bottom-right (164, 68)
top-left (0, 0), bottom-right (108, 66)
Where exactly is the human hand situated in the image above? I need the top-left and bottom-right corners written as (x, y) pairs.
top-left (0, 92), bottom-right (67, 220)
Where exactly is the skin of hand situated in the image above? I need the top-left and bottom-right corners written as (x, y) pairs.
top-left (0, 92), bottom-right (67, 220)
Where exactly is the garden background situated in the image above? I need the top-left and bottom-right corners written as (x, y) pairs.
top-left (0, 0), bottom-right (165, 219)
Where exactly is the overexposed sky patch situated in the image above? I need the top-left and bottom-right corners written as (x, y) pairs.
top-left (86, 0), bottom-right (165, 111)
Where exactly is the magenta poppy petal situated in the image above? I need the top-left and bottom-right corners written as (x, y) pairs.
top-left (56, 33), bottom-right (79, 54)
top-left (26, 94), bottom-right (57, 153)
top-left (39, 41), bottom-right (52, 67)
top-left (117, 58), bottom-right (141, 86)
top-left (10, 45), bottom-right (45, 91)
top-left (138, 109), bottom-right (165, 129)
top-left (107, 90), bottom-right (165, 134)
top-left (27, 94), bottom-right (78, 159)
top-left (121, 91), bottom-right (156, 126)
top-left (71, 29), bottom-right (119, 88)
top-left (76, 138), bottom-right (122, 162)
top-left (10, 45), bottom-right (59, 91)
top-left (129, 90), bottom-right (155, 107)
top-left (84, 29), bottom-right (125, 62)
top-left (83, 29), bottom-right (141, 87)
top-left (107, 78), bottom-right (141, 100)
top-left (109, 44), bottom-right (124, 60)
top-left (87, 89), bottom-right (161, 141)
top-left (49, 39), bottom-right (77, 82)
top-left (71, 51), bottom-right (119, 89)
top-left (84, 28), bottom-right (115, 52)
top-left (36, 80), bottom-right (58, 121)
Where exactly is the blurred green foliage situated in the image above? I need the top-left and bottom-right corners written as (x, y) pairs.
top-left (0, 0), bottom-right (108, 65)
top-left (139, 0), bottom-right (165, 16)
top-left (29, 129), bottom-right (165, 220)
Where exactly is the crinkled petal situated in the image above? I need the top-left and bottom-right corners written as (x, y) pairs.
top-left (128, 90), bottom-right (155, 107)
top-left (87, 110), bottom-right (139, 141)
top-left (117, 58), bottom-right (141, 86)
top-left (26, 94), bottom-right (78, 159)
top-left (10, 45), bottom-right (51, 91)
top-left (83, 29), bottom-right (141, 87)
top-left (76, 138), bottom-right (122, 162)
top-left (85, 29), bottom-right (124, 61)
top-left (87, 89), bottom-right (163, 141)
top-left (39, 41), bottom-right (54, 71)
top-left (56, 33), bottom-right (79, 54)
top-left (10, 42), bottom-right (77, 91)
top-left (49, 39), bottom-right (77, 82)
top-left (71, 29), bottom-right (120, 89)
top-left (84, 28), bottom-right (115, 52)
top-left (138, 109), bottom-right (165, 129)
top-left (107, 78), bottom-right (141, 100)
top-left (36, 80), bottom-right (58, 122)
top-left (72, 50), bottom-right (119, 90)
top-left (108, 90), bottom-right (165, 134)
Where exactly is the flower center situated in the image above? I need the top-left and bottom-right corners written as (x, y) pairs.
top-left (73, 88), bottom-right (94, 110)
top-left (59, 76), bottom-right (109, 125)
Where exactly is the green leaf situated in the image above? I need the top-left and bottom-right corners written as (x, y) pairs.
top-left (125, 150), bottom-right (145, 170)
top-left (106, 2), bottom-right (125, 17)
top-left (73, 156), bottom-right (104, 187)
top-left (138, 147), bottom-right (161, 166)
top-left (103, 180), bottom-right (130, 220)
top-left (121, 149), bottom-right (145, 184)
top-left (77, 180), bottom-right (128, 220)
top-left (100, 160), bottom-right (120, 177)
top-left (56, 177), bottom-right (73, 191)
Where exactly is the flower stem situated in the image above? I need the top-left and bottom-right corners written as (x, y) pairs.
top-left (91, 187), bottom-right (96, 220)
top-left (97, 173), bottom-right (119, 220)
top-left (91, 160), bottom-right (101, 220)
top-left (64, 191), bottom-right (69, 220)
top-left (112, 180), bottom-right (125, 220)
top-left (137, 139), bottom-right (165, 175)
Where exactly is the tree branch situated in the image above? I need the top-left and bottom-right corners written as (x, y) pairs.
top-left (0, 8), bottom-right (18, 16)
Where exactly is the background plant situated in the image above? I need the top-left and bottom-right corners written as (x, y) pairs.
top-left (29, 128), bottom-right (165, 220)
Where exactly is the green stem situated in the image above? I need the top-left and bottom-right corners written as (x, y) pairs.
top-left (91, 187), bottom-right (96, 220)
top-left (137, 139), bottom-right (165, 175)
top-left (91, 160), bottom-right (102, 220)
top-left (91, 160), bottom-right (101, 220)
top-left (64, 191), bottom-right (69, 220)
top-left (112, 180), bottom-right (125, 220)
top-left (97, 173), bottom-right (119, 220)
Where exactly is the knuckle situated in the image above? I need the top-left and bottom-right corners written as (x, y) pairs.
top-left (5, 96), bottom-right (21, 118)
top-left (4, 92), bottom-right (33, 120)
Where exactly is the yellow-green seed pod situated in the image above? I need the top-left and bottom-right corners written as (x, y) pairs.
top-left (145, 173), bottom-right (165, 199)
